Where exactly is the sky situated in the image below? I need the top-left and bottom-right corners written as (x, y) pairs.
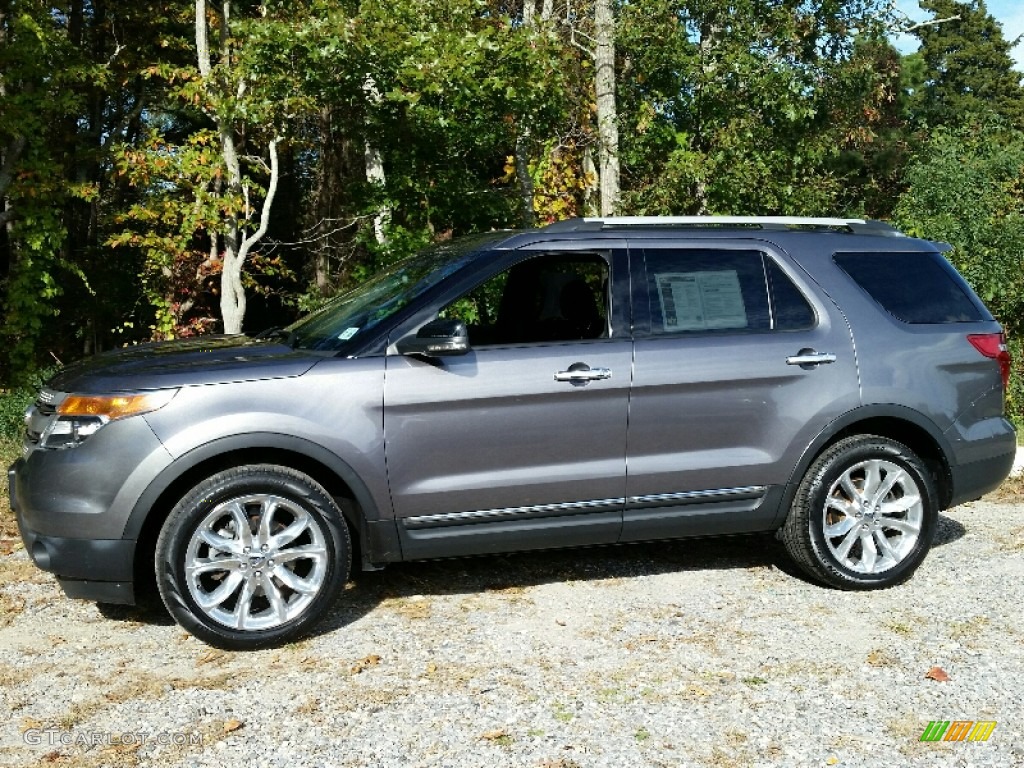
top-left (893, 0), bottom-right (1024, 70)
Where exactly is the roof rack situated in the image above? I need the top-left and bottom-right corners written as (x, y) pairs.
top-left (542, 216), bottom-right (904, 236)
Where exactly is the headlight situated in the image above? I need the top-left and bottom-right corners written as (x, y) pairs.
top-left (41, 390), bottom-right (178, 449)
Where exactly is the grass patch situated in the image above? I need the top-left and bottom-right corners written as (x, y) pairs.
top-left (1, 435), bottom-right (22, 538)
top-left (997, 525), bottom-right (1024, 552)
top-left (986, 473), bottom-right (1024, 503)
top-left (379, 595), bottom-right (432, 620)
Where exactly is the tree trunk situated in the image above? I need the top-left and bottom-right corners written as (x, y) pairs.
top-left (582, 144), bottom-right (599, 216)
top-left (365, 141), bottom-right (388, 244)
top-left (594, 0), bottom-right (619, 216)
top-left (522, 0), bottom-right (534, 26)
top-left (363, 75), bottom-right (388, 245)
top-left (694, 17), bottom-right (719, 215)
top-left (197, 0), bottom-right (281, 334)
top-left (515, 2), bottom-right (538, 226)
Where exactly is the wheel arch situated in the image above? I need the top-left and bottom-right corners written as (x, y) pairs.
top-left (778, 406), bottom-right (955, 525)
top-left (126, 434), bottom-right (400, 598)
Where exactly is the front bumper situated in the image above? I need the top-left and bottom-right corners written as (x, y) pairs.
top-left (11, 465), bottom-right (137, 604)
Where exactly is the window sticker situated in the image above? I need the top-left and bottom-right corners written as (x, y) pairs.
top-left (654, 270), bottom-right (747, 331)
top-left (338, 327), bottom-right (360, 340)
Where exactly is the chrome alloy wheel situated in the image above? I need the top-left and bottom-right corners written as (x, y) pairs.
top-left (821, 459), bottom-right (923, 574)
top-left (184, 494), bottom-right (328, 630)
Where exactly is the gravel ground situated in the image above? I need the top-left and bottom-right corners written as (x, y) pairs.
top-left (0, 499), bottom-right (1021, 768)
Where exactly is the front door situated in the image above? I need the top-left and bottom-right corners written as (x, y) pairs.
top-left (385, 247), bottom-right (633, 559)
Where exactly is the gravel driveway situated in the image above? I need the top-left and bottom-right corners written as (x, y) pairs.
top-left (0, 499), bottom-right (1021, 768)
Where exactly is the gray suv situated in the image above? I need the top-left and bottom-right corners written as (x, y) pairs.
top-left (11, 217), bottom-right (1016, 649)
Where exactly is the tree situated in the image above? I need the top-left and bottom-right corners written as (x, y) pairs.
top-left (194, 0), bottom-right (282, 334)
top-left (111, 1), bottom-right (304, 337)
top-left (594, 0), bottom-right (620, 215)
top-left (617, 0), bottom-right (898, 216)
top-left (911, 0), bottom-right (1024, 129)
top-left (895, 122), bottom-right (1024, 422)
top-left (1, 1), bottom-right (109, 381)
top-left (895, 122), bottom-right (1024, 325)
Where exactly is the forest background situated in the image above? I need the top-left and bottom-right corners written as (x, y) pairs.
top-left (3, 0), bottom-right (1024, 430)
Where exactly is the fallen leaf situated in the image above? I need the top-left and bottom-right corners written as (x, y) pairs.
top-left (826, 756), bottom-right (840, 766)
top-left (480, 728), bottom-right (509, 741)
top-left (350, 653), bottom-right (382, 674)
top-left (197, 650), bottom-right (226, 665)
top-left (425, 661), bottom-right (438, 675)
top-left (866, 650), bottom-right (893, 667)
top-left (925, 666), bottom-right (950, 682)
top-left (222, 718), bottom-right (244, 734)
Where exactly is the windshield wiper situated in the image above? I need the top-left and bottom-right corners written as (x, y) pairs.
top-left (253, 326), bottom-right (296, 347)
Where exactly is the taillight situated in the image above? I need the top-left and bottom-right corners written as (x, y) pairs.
top-left (967, 332), bottom-right (1011, 390)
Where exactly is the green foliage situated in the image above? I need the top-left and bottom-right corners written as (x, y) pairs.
top-left (895, 121), bottom-right (1024, 425)
top-left (0, 389), bottom-right (33, 441)
top-left (911, 0), bottom-right (1024, 129)
top-left (895, 122), bottom-right (1024, 324)
top-left (0, 1), bottom-right (106, 384)
top-left (109, 129), bottom-right (227, 339)
top-left (617, 0), bottom-right (899, 216)
top-left (0, 366), bottom-right (58, 439)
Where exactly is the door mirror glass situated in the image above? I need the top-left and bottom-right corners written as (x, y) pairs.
top-left (396, 318), bottom-right (471, 356)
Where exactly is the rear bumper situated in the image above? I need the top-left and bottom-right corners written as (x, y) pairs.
top-left (12, 464), bottom-right (137, 605)
top-left (949, 449), bottom-right (1016, 507)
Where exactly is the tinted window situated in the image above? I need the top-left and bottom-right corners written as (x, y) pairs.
top-left (834, 251), bottom-right (984, 324)
top-left (767, 260), bottom-right (815, 330)
top-left (441, 253), bottom-right (609, 345)
top-left (644, 250), bottom-right (770, 334)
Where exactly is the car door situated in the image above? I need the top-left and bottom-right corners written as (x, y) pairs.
top-left (384, 243), bottom-right (633, 559)
top-left (621, 242), bottom-right (860, 542)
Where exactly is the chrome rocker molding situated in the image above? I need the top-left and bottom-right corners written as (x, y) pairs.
top-left (402, 486), bottom-right (768, 530)
top-left (626, 486), bottom-right (766, 509)
top-left (403, 497), bottom-right (623, 530)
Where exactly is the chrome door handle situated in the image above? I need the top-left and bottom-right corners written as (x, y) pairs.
top-left (554, 364), bottom-right (612, 382)
top-left (786, 351), bottom-right (837, 366)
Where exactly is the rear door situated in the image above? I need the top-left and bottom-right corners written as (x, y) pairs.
top-left (622, 242), bottom-right (860, 541)
top-left (384, 243), bottom-right (633, 559)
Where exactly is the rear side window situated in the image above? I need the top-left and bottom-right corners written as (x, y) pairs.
top-left (834, 251), bottom-right (984, 323)
top-left (642, 249), bottom-right (815, 334)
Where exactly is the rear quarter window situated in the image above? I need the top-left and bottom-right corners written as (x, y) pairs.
top-left (833, 251), bottom-right (986, 324)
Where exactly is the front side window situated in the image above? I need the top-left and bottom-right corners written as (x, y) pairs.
top-left (287, 236), bottom-right (493, 350)
top-left (642, 249), bottom-right (815, 334)
top-left (440, 253), bottom-right (609, 346)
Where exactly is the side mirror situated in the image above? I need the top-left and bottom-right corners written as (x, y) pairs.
top-left (396, 318), bottom-right (471, 357)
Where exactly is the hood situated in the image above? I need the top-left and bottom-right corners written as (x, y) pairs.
top-left (47, 336), bottom-right (322, 393)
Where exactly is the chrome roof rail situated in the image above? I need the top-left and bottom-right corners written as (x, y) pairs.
top-left (542, 216), bottom-right (904, 236)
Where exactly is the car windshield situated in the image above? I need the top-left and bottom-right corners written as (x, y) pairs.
top-left (286, 236), bottom-right (494, 351)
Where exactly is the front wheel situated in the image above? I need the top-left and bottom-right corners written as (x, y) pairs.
top-left (781, 435), bottom-right (938, 589)
top-left (155, 465), bottom-right (351, 649)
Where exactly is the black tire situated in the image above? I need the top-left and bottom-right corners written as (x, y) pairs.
top-left (781, 435), bottom-right (938, 590)
top-left (155, 465), bottom-right (350, 650)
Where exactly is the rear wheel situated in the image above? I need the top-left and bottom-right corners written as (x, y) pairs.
top-left (781, 435), bottom-right (938, 589)
top-left (156, 465), bottom-right (350, 649)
